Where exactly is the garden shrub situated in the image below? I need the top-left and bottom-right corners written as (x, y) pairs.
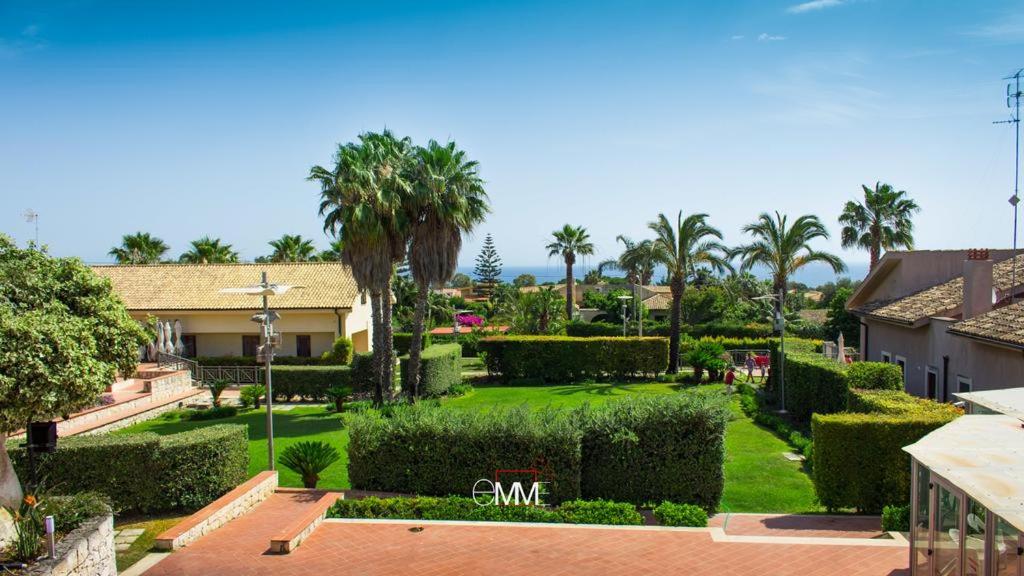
top-left (239, 384), bottom-right (265, 409)
top-left (272, 365), bottom-right (352, 401)
top-left (882, 503), bottom-right (911, 532)
top-left (477, 336), bottom-right (668, 382)
top-left (326, 496), bottom-right (643, 525)
top-left (653, 501), bottom-right (708, 527)
top-left (846, 362), bottom-right (903, 391)
top-left (399, 343), bottom-right (462, 397)
top-left (351, 352), bottom-right (375, 391)
top-left (556, 499), bottom-right (642, 525)
top-left (777, 352), bottom-right (849, 423)
top-left (393, 332), bottom-right (433, 356)
top-left (577, 394), bottom-right (728, 510)
top-left (347, 405), bottom-right (583, 504)
top-left (9, 424), bottom-right (248, 513)
top-left (431, 330), bottom-right (493, 357)
top-left (321, 336), bottom-right (354, 365)
top-left (39, 492), bottom-right (111, 536)
top-left (188, 405), bottom-right (238, 420)
top-left (683, 340), bottom-right (727, 381)
top-left (846, 389), bottom-right (963, 417)
top-left (565, 322), bottom-right (622, 337)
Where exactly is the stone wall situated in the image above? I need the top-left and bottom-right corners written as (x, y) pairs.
top-left (24, 514), bottom-right (115, 576)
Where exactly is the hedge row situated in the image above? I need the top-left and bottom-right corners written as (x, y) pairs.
top-left (399, 344), bottom-right (462, 397)
top-left (271, 366), bottom-right (351, 401)
top-left (393, 332), bottom-right (432, 356)
top-left (846, 389), bottom-right (962, 418)
top-left (477, 336), bottom-right (669, 382)
top-left (327, 496), bottom-right (644, 526)
top-left (773, 353), bottom-right (903, 423)
top-left (348, 394), bottom-right (727, 509)
top-left (195, 355), bottom-right (341, 366)
top-left (8, 424), bottom-right (248, 513)
top-left (566, 321), bottom-right (774, 339)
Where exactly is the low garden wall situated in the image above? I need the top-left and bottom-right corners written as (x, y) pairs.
top-left (22, 514), bottom-right (115, 576)
top-left (478, 336), bottom-right (669, 382)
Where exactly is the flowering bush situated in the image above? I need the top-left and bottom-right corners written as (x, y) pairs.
top-left (4, 494), bottom-right (43, 562)
top-left (455, 313), bottom-right (484, 327)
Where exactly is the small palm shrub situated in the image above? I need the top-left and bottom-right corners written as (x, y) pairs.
top-left (206, 378), bottom-right (230, 407)
top-left (653, 501), bottom-right (708, 527)
top-left (279, 441), bottom-right (341, 489)
top-left (239, 384), bottom-right (265, 409)
top-left (325, 385), bottom-right (352, 413)
top-left (683, 341), bottom-right (726, 382)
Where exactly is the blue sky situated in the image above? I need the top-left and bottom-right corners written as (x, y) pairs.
top-left (1, 0), bottom-right (1023, 273)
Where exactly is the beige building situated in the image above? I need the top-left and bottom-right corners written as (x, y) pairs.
top-left (848, 249), bottom-right (1024, 400)
top-left (93, 262), bottom-right (373, 358)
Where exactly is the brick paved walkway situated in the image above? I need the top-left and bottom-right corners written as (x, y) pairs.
top-left (144, 498), bottom-right (910, 576)
top-left (709, 513), bottom-right (886, 539)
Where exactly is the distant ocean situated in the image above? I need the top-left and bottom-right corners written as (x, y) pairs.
top-left (457, 261), bottom-right (870, 288)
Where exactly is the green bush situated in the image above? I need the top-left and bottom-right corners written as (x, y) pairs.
top-left (477, 336), bottom-right (669, 382)
top-left (188, 406), bottom-right (238, 421)
top-left (847, 389), bottom-right (963, 417)
top-left (578, 394), bottom-right (728, 510)
top-left (272, 365), bottom-right (351, 401)
top-left (430, 331), bottom-right (491, 357)
top-left (653, 501), bottom-right (708, 527)
top-left (279, 440), bottom-right (341, 489)
top-left (565, 322), bottom-right (623, 337)
top-left (778, 352), bottom-right (849, 422)
top-left (568, 321), bottom-right (776, 339)
top-left (8, 425), bottom-right (248, 513)
top-left (812, 409), bottom-right (957, 513)
top-left (326, 496), bottom-right (643, 525)
top-left (393, 332), bottom-right (432, 356)
top-left (239, 384), bottom-right (265, 409)
top-left (321, 336), bottom-right (354, 365)
top-left (399, 344), bottom-right (462, 397)
top-left (846, 362), bottom-right (903, 391)
top-left (348, 404), bottom-right (583, 504)
top-left (882, 503), bottom-right (911, 532)
top-left (39, 492), bottom-right (111, 536)
top-left (683, 340), bottom-right (726, 381)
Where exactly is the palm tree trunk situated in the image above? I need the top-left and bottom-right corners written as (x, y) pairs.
top-left (565, 260), bottom-right (574, 320)
top-left (369, 291), bottom-right (384, 407)
top-left (381, 275), bottom-right (396, 400)
top-left (668, 274), bottom-right (683, 374)
top-left (870, 239), bottom-right (880, 270)
top-left (406, 283), bottom-right (430, 401)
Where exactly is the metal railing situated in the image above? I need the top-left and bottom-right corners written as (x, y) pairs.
top-left (157, 351), bottom-right (198, 381)
top-left (156, 352), bottom-right (263, 385)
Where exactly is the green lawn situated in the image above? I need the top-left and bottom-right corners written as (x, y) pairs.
top-left (117, 382), bottom-right (820, 514)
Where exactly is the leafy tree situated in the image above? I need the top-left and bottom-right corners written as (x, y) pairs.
top-left (839, 182), bottom-right (920, 270)
top-left (734, 212), bottom-right (846, 316)
top-left (817, 277), bottom-right (860, 308)
top-left (825, 286), bottom-right (859, 343)
top-left (648, 212), bottom-right (730, 373)
top-left (605, 236), bottom-right (663, 286)
top-left (318, 238), bottom-right (344, 261)
top-left (109, 232), bottom-right (169, 264)
top-left (449, 273), bottom-right (473, 288)
top-left (312, 130), bottom-right (413, 405)
top-left (178, 236), bottom-right (239, 264)
top-left (268, 234), bottom-right (318, 262)
top-left (0, 236), bottom-right (149, 506)
top-left (581, 288), bottom-right (634, 324)
top-left (473, 233), bottom-right (503, 288)
top-left (508, 286), bottom-right (565, 334)
top-left (546, 224), bottom-right (595, 321)
top-left (404, 140), bottom-right (489, 399)
top-left (512, 273), bottom-right (536, 288)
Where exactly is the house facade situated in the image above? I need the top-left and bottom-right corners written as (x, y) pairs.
top-left (848, 249), bottom-right (1024, 400)
top-left (93, 262), bottom-right (373, 358)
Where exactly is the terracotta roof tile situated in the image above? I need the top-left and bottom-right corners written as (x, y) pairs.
top-left (642, 293), bottom-right (672, 311)
top-left (92, 262), bottom-right (361, 311)
top-left (948, 301), bottom-right (1024, 348)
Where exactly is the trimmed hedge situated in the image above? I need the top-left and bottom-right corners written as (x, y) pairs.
top-left (846, 389), bottom-right (962, 418)
top-left (846, 362), bottom-right (904, 391)
top-left (578, 394), bottom-right (727, 510)
top-left (347, 395), bottom-right (727, 510)
top-left (399, 343), bottom-right (462, 397)
top-left (393, 332), bottom-right (433, 356)
top-left (653, 501), bottom-right (709, 527)
top-left (326, 496), bottom-right (643, 525)
top-left (195, 355), bottom-right (344, 366)
top-left (271, 366), bottom-right (352, 401)
top-left (477, 336), bottom-right (669, 382)
top-left (351, 352), bottom-right (376, 392)
top-left (567, 321), bottom-right (774, 339)
top-left (779, 352), bottom-right (849, 422)
top-left (347, 405), bottom-right (583, 504)
top-left (431, 331), bottom-right (493, 357)
top-left (8, 424), bottom-right (248, 513)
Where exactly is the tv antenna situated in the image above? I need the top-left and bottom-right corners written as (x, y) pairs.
top-left (995, 68), bottom-right (1023, 304)
top-left (23, 209), bottom-right (39, 246)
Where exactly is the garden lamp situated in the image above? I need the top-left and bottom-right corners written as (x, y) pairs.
top-left (616, 294), bottom-right (632, 337)
top-left (753, 289), bottom-right (787, 414)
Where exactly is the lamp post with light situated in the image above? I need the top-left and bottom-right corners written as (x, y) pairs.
top-left (753, 289), bottom-right (787, 414)
top-left (617, 294), bottom-right (633, 337)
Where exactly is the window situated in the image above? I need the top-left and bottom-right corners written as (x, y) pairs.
top-left (296, 335), bottom-right (311, 358)
top-left (926, 367), bottom-right (938, 400)
top-left (881, 351), bottom-right (891, 363)
top-left (242, 335), bottom-right (260, 357)
top-left (957, 376), bottom-right (972, 393)
top-left (181, 335), bottom-right (197, 358)
top-left (895, 356), bottom-right (907, 384)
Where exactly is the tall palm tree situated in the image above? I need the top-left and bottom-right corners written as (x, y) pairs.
top-left (838, 182), bottom-right (920, 270)
top-left (109, 232), bottom-right (169, 264)
top-left (268, 234), bottom-right (318, 262)
top-left (648, 212), bottom-right (731, 373)
top-left (311, 130), bottom-right (413, 405)
top-left (404, 140), bottom-right (489, 399)
top-left (178, 236), bottom-right (239, 264)
top-left (734, 211), bottom-right (846, 315)
top-left (318, 238), bottom-right (344, 261)
top-left (611, 236), bottom-right (663, 286)
top-left (546, 225), bottom-right (595, 320)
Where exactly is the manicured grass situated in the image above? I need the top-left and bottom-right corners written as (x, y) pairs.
top-left (442, 381), bottom-right (681, 411)
top-left (114, 513), bottom-right (189, 572)
top-left (459, 356), bottom-right (485, 372)
top-left (117, 406), bottom-right (348, 490)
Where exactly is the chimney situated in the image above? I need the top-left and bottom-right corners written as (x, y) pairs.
top-left (963, 249), bottom-right (993, 320)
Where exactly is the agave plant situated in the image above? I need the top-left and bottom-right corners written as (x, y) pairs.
top-left (278, 441), bottom-right (341, 489)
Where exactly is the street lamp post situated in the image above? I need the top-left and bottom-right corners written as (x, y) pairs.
top-left (617, 295), bottom-right (633, 337)
top-left (754, 289), bottom-right (787, 414)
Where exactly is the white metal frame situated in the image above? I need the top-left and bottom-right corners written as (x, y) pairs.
top-left (957, 375), bottom-right (974, 394)
top-left (881, 350), bottom-right (892, 363)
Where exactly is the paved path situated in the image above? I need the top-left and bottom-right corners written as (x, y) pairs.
top-left (709, 513), bottom-right (886, 539)
top-left (145, 500), bottom-right (909, 576)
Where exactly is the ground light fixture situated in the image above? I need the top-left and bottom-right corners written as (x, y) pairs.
top-left (219, 272), bottom-right (302, 471)
top-left (752, 290), bottom-right (787, 414)
top-left (616, 294), bottom-right (633, 337)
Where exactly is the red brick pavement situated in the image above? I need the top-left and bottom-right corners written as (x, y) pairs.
top-left (709, 513), bottom-right (886, 539)
top-left (145, 501), bottom-right (910, 576)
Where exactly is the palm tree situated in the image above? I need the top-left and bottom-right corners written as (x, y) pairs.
top-left (734, 211), bottom-right (846, 315)
top-left (839, 182), bottom-right (920, 270)
top-left (268, 234), bottom-right (318, 262)
top-left (610, 236), bottom-right (663, 286)
top-left (318, 238), bottom-right (344, 261)
top-left (311, 130), bottom-right (413, 405)
top-left (109, 232), bottom-right (169, 264)
top-left (648, 212), bottom-right (731, 373)
top-left (404, 140), bottom-right (489, 399)
top-left (546, 225), bottom-right (595, 320)
top-left (178, 236), bottom-right (239, 264)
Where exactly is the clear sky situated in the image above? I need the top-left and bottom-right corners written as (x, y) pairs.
top-left (1, 0), bottom-right (1022, 272)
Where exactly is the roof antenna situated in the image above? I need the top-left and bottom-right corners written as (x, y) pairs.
top-left (995, 68), bottom-right (1023, 304)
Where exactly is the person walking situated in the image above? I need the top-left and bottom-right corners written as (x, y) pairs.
top-left (744, 353), bottom-right (756, 383)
